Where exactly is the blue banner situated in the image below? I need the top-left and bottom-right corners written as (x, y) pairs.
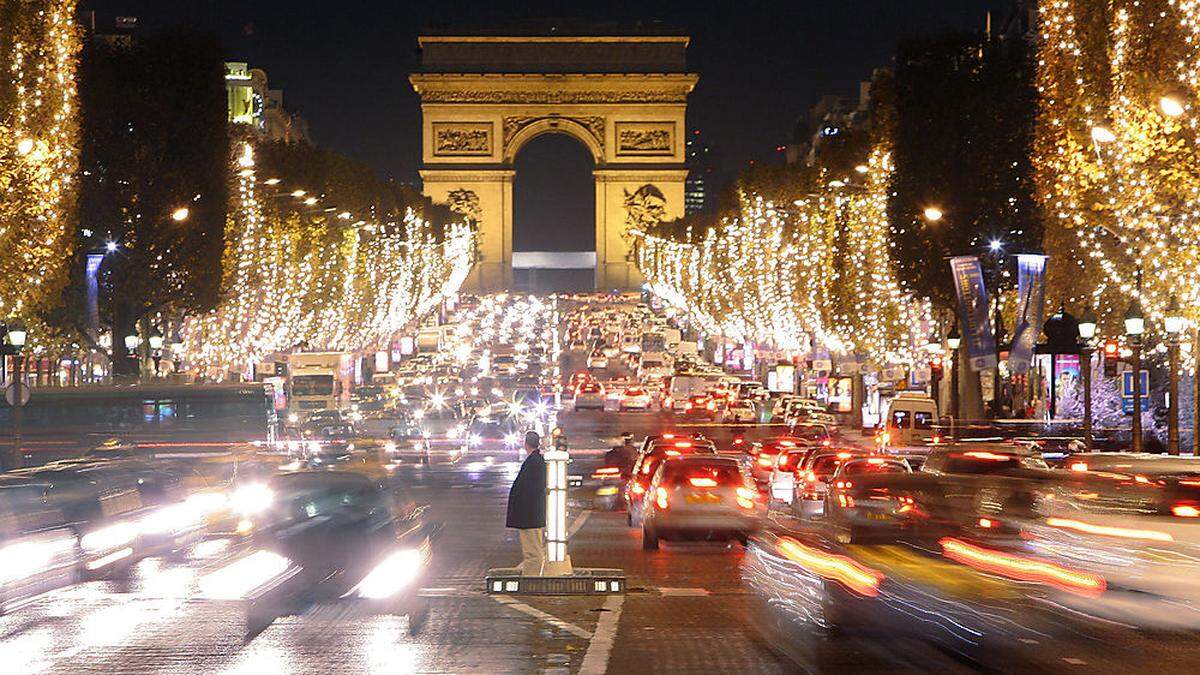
top-left (1008, 254), bottom-right (1048, 374)
top-left (950, 256), bottom-right (997, 371)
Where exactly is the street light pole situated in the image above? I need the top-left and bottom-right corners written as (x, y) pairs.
top-left (946, 324), bottom-right (962, 438)
top-left (1078, 307), bottom-right (1097, 453)
top-left (1164, 296), bottom-right (1185, 455)
top-left (1125, 296), bottom-right (1145, 453)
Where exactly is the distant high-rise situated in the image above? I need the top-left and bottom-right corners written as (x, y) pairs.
top-left (685, 129), bottom-right (714, 215)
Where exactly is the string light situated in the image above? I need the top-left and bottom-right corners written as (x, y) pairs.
top-left (0, 0), bottom-right (79, 346)
top-left (1036, 0), bottom-right (1200, 370)
top-left (633, 140), bottom-right (930, 366)
top-left (180, 143), bottom-right (476, 378)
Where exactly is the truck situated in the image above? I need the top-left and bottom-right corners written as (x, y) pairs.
top-left (286, 352), bottom-right (355, 419)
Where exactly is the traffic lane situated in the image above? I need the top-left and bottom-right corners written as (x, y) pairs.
top-left (755, 512), bottom-right (1200, 673)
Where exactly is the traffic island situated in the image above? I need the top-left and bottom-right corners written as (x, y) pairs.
top-left (485, 567), bottom-right (626, 595)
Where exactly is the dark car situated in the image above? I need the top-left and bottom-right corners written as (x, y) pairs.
top-left (0, 475), bottom-right (80, 612)
top-left (223, 471), bottom-right (437, 636)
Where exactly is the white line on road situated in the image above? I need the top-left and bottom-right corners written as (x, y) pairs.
top-left (579, 594), bottom-right (624, 674)
top-left (1062, 658), bottom-right (1088, 666)
top-left (567, 510), bottom-right (591, 538)
top-left (490, 596), bottom-right (593, 639)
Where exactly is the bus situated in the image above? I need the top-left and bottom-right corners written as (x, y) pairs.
top-left (0, 384), bottom-right (279, 465)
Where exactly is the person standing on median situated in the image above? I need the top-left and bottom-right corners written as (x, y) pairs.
top-left (507, 430), bottom-right (547, 575)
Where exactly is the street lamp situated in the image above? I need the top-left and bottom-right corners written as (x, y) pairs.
top-left (946, 323), bottom-right (962, 434)
top-left (2, 318), bottom-right (28, 470)
top-left (1124, 298), bottom-right (1145, 453)
top-left (171, 207), bottom-right (189, 222)
top-left (148, 329), bottom-right (165, 377)
top-left (1160, 95), bottom-right (1186, 117)
top-left (1165, 295), bottom-right (1184, 455)
top-left (1078, 306), bottom-right (1097, 452)
top-left (922, 206), bottom-right (944, 223)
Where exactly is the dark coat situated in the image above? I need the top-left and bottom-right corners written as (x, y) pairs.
top-left (506, 450), bottom-right (547, 529)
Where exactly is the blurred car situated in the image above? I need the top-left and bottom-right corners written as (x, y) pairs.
top-left (619, 386), bottom-right (652, 411)
top-left (586, 351), bottom-right (609, 369)
top-left (574, 383), bottom-right (606, 410)
top-left (767, 446), bottom-right (814, 504)
top-left (641, 455), bottom-right (765, 549)
top-left (746, 437), bottom-right (811, 488)
top-left (823, 456), bottom-right (915, 543)
top-left (416, 406), bottom-right (463, 441)
top-left (386, 417), bottom-right (432, 464)
top-left (209, 471), bottom-right (436, 637)
top-left (0, 474), bottom-right (81, 611)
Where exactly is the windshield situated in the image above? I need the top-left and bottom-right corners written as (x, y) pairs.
top-left (292, 375), bottom-right (334, 396)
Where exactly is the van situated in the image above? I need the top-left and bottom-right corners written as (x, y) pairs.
top-left (882, 392), bottom-right (938, 447)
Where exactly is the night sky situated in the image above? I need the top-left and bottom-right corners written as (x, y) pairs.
top-left (82, 0), bottom-right (1006, 248)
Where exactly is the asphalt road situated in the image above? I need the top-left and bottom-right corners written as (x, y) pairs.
top-left (4, 353), bottom-right (1200, 673)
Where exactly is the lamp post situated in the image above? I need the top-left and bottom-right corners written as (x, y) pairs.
top-left (946, 324), bottom-right (962, 436)
top-left (1164, 296), bottom-right (1185, 455)
top-left (1124, 298), bottom-right (1146, 453)
top-left (926, 332), bottom-right (942, 407)
top-left (3, 319), bottom-right (28, 470)
top-left (1078, 307), bottom-right (1097, 452)
top-left (124, 332), bottom-right (140, 380)
top-left (148, 329), bottom-right (165, 377)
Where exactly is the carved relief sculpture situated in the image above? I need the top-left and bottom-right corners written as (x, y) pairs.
top-left (615, 122), bottom-right (674, 156)
top-left (623, 184), bottom-right (668, 231)
top-left (502, 115), bottom-right (605, 150)
top-left (433, 122), bottom-right (492, 156)
top-left (446, 188), bottom-right (482, 223)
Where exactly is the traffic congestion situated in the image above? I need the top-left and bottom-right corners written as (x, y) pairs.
top-left (0, 293), bottom-right (1199, 672)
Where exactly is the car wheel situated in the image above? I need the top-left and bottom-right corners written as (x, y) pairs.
top-left (642, 524), bottom-right (659, 550)
top-left (407, 596), bottom-right (430, 635)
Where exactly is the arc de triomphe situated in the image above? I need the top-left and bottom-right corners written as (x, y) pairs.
top-left (410, 30), bottom-right (698, 291)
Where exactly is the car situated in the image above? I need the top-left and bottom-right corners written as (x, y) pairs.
top-left (792, 449), bottom-right (866, 518)
top-left (745, 437), bottom-right (811, 488)
top-left (221, 471), bottom-right (436, 637)
top-left (641, 455), bottom-right (765, 550)
top-left (823, 456), bottom-right (915, 542)
top-left (586, 351), bottom-right (609, 369)
top-left (723, 399), bottom-right (757, 423)
top-left (625, 436), bottom-right (717, 527)
top-left (766, 446), bottom-right (814, 504)
top-left (679, 394), bottom-right (718, 420)
top-left (0, 475), bottom-right (81, 608)
top-left (574, 383), bottom-right (606, 410)
top-left (619, 386), bottom-right (652, 410)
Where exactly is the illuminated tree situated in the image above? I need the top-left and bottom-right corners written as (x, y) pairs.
top-left (1037, 0), bottom-right (1200, 361)
top-left (0, 0), bottom-right (79, 345)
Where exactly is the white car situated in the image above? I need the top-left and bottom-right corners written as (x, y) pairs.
top-left (586, 353), bottom-right (609, 369)
top-left (574, 383), bottom-right (606, 410)
top-left (619, 387), bottom-right (652, 410)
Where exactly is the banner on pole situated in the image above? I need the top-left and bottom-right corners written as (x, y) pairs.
top-left (950, 255), bottom-right (997, 371)
top-left (1008, 254), bottom-right (1048, 374)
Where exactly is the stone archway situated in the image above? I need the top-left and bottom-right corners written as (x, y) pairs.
top-left (411, 31), bottom-right (697, 291)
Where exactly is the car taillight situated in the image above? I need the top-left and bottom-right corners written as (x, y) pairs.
top-left (736, 486), bottom-right (756, 509)
top-left (1172, 504), bottom-right (1200, 518)
top-left (733, 437), bottom-right (744, 446)
top-left (836, 493), bottom-right (855, 508)
top-left (804, 470), bottom-right (817, 483)
top-left (706, 400), bottom-right (716, 411)
top-left (978, 517), bottom-right (996, 528)
top-left (834, 480), bottom-right (853, 489)
top-left (1069, 462), bottom-right (1088, 472)
top-left (632, 483), bottom-right (646, 495)
top-left (684, 403), bottom-right (693, 410)
top-left (689, 477), bottom-right (718, 488)
top-left (655, 487), bottom-right (669, 509)
top-left (593, 467), bottom-right (621, 478)
top-left (665, 449), bottom-right (682, 457)
top-left (757, 455), bottom-right (775, 467)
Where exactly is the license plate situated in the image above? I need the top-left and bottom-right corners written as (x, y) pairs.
top-left (596, 487), bottom-right (618, 496)
top-left (866, 512), bottom-right (891, 521)
top-left (686, 493), bottom-right (721, 504)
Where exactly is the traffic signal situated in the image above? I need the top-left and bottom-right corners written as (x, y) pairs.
top-left (1103, 340), bottom-right (1119, 377)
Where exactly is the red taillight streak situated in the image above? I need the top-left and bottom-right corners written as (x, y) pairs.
top-left (655, 487), bottom-right (669, 509)
top-left (939, 537), bottom-right (1106, 597)
top-left (776, 536), bottom-right (884, 597)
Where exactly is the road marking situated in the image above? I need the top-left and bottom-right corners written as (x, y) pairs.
top-left (1019, 638), bottom-right (1039, 644)
top-left (490, 596), bottom-right (592, 639)
top-left (658, 587), bottom-right (711, 596)
top-left (567, 510), bottom-right (592, 538)
top-left (1063, 658), bottom-right (1087, 665)
top-left (579, 594), bottom-right (624, 674)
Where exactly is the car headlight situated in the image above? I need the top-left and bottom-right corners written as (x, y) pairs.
top-left (352, 548), bottom-right (426, 599)
top-left (287, 413), bottom-right (299, 424)
top-left (385, 440), bottom-right (398, 454)
top-left (230, 483), bottom-right (273, 516)
top-left (504, 433), bottom-right (519, 446)
top-left (81, 522), bottom-right (138, 554)
top-left (469, 434), bottom-right (482, 446)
